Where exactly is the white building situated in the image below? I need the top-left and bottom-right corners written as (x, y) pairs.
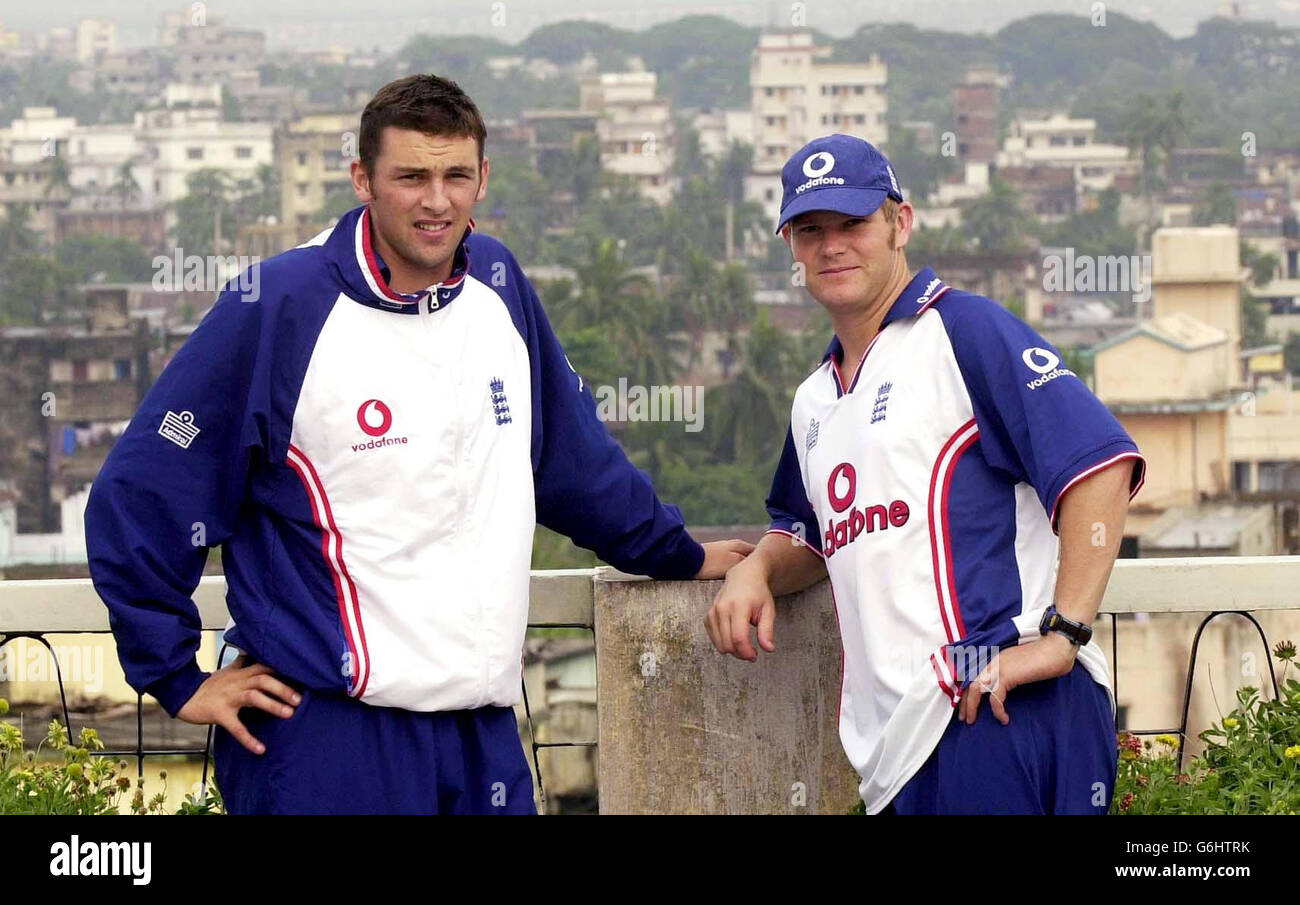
top-left (134, 106), bottom-right (272, 206)
top-left (0, 484), bottom-right (90, 568)
top-left (997, 114), bottom-right (1139, 195)
top-left (1, 107), bottom-right (77, 164)
top-left (74, 18), bottom-right (115, 62)
top-left (692, 109), bottom-right (754, 159)
top-left (581, 72), bottom-right (675, 205)
top-left (66, 124), bottom-right (156, 208)
top-left (747, 31), bottom-right (888, 225)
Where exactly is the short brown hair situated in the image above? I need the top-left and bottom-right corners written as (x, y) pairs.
top-left (359, 74), bottom-right (487, 173)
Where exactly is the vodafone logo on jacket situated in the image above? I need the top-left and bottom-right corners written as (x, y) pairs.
top-left (352, 399), bottom-right (407, 452)
top-left (356, 399), bottom-right (393, 436)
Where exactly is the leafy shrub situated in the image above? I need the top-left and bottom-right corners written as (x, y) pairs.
top-left (0, 702), bottom-right (222, 815)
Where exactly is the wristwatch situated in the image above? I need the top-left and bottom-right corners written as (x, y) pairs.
top-left (1039, 605), bottom-right (1092, 646)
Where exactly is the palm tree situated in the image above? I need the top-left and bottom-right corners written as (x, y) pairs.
top-left (0, 204), bottom-right (41, 258)
top-left (707, 310), bottom-right (799, 464)
top-left (1121, 91), bottom-right (1190, 237)
top-left (560, 236), bottom-right (654, 330)
top-left (43, 152), bottom-right (73, 200)
top-left (109, 157), bottom-right (142, 210)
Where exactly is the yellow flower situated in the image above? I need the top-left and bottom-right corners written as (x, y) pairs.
top-left (1223, 718), bottom-right (1238, 729)
top-left (1156, 734), bottom-right (1179, 748)
top-left (1285, 745), bottom-right (1300, 760)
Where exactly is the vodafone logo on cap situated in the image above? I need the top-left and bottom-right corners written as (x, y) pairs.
top-left (803, 151), bottom-right (836, 178)
top-left (356, 399), bottom-right (393, 437)
top-left (795, 150), bottom-right (847, 195)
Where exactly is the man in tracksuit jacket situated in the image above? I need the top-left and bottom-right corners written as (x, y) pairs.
top-left (85, 75), bottom-right (750, 814)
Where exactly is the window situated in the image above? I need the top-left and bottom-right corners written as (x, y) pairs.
top-left (72, 360), bottom-right (88, 382)
top-left (1049, 136), bottom-right (1068, 147)
top-left (187, 147), bottom-right (203, 160)
top-left (1232, 461), bottom-right (1252, 492)
top-left (235, 146), bottom-right (252, 159)
top-left (297, 182), bottom-right (308, 197)
top-left (297, 151), bottom-right (308, 166)
top-left (765, 87), bottom-right (774, 97)
top-left (765, 188), bottom-right (775, 201)
top-left (1073, 136), bottom-right (1087, 146)
top-left (113, 359), bottom-right (132, 380)
top-left (854, 85), bottom-right (864, 94)
top-left (855, 114), bottom-right (865, 125)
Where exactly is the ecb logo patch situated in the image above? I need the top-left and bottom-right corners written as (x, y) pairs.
top-left (806, 418), bottom-right (819, 452)
top-left (871, 382), bottom-right (892, 424)
top-left (490, 378), bottom-right (512, 425)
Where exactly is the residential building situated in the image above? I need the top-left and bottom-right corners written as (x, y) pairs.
top-left (581, 72), bottom-right (675, 204)
top-left (169, 24), bottom-right (265, 88)
top-left (134, 105), bottom-right (272, 207)
top-left (74, 18), bottom-right (115, 63)
top-left (0, 290), bottom-right (151, 534)
top-left (277, 112), bottom-right (360, 234)
top-left (747, 31), bottom-right (888, 223)
top-left (952, 67), bottom-right (998, 165)
top-left (998, 114), bottom-right (1138, 198)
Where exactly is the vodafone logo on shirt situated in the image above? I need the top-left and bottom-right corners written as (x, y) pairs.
top-left (1021, 347), bottom-right (1075, 391)
top-left (822, 461), bottom-right (910, 557)
top-left (352, 399), bottom-right (408, 452)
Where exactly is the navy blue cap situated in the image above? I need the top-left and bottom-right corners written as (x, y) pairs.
top-left (775, 133), bottom-right (903, 234)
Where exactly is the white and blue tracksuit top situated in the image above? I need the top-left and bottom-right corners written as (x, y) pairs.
top-left (86, 204), bottom-right (704, 717)
top-left (765, 268), bottom-right (1146, 813)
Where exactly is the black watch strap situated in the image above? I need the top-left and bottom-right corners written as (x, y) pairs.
top-left (1039, 605), bottom-right (1092, 646)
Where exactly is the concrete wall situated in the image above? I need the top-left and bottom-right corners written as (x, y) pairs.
top-left (1230, 389), bottom-right (1300, 462)
top-left (593, 573), bottom-right (860, 814)
top-left (1095, 334), bottom-right (1226, 403)
top-left (1118, 411), bottom-right (1230, 508)
top-left (8, 562), bottom-right (1300, 813)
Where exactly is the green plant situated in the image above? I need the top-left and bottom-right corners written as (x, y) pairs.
top-left (0, 702), bottom-right (223, 815)
top-left (1113, 640), bottom-right (1300, 814)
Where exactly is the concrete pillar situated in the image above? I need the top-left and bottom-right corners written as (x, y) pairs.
top-left (593, 570), bottom-right (860, 814)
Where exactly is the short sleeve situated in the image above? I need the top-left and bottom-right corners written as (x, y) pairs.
top-left (935, 294), bottom-right (1145, 530)
top-left (765, 425), bottom-right (823, 557)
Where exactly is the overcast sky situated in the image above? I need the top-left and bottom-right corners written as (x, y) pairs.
top-left (4, 0), bottom-right (1297, 50)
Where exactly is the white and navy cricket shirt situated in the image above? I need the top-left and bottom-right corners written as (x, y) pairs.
top-left (765, 267), bottom-right (1146, 813)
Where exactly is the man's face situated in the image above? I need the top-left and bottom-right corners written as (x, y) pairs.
top-left (784, 203), bottom-right (913, 314)
top-left (350, 127), bottom-right (488, 284)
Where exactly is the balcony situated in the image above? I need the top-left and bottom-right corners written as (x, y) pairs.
top-left (1, 557), bottom-right (1297, 813)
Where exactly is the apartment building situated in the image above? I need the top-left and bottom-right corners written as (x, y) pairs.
top-left (747, 31), bottom-right (887, 224)
top-left (277, 112), bottom-right (360, 234)
top-left (998, 113), bottom-right (1138, 197)
top-left (581, 72), bottom-right (675, 204)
